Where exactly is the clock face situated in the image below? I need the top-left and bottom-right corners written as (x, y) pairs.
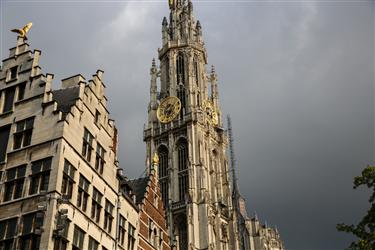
top-left (157, 96), bottom-right (181, 123)
top-left (203, 100), bottom-right (218, 126)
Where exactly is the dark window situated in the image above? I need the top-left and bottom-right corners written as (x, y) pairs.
top-left (103, 199), bottom-right (113, 233)
top-left (0, 217), bottom-right (17, 249)
top-left (95, 143), bottom-right (105, 174)
top-left (3, 87), bottom-right (15, 113)
top-left (4, 165), bottom-right (26, 201)
top-left (88, 236), bottom-right (99, 250)
top-left (176, 53), bottom-right (185, 85)
top-left (18, 83), bottom-right (26, 101)
top-left (53, 219), bottom-right (70, 250)
top-left (95, 110), bottom-right (100, 124)
top-left (177, 85), bottom-right (186, 119)
top-left (72, 225), bottom-right (85, 250)
top-left (165, 57), bottom-right (170, 86)
top-left (91, 188), bottom-right (102, 223)
top-left (61, 160), bottom-right (76, 199)
top-left (158, 146), bottom-right (169, 208)
top-left (177, 141), bottom-right (188, 201)
top-left (29, 157), bottom-right (52, 195)
top-left (127, 223), bottom-right (136, 250)
top-left (9, 66), bottom-right (17, 80)
top-left (118, 215), bottom-right (126, 246)
top-left (82, 128), bottom-right (93, 162)
top-left (194, 57), bottom-right (199, 85)
top-left (13, 117), bottom-right (34, 149)
top-left (19, 212), bottom-right (44, 250)
top-left (77, 174), bottom-right (90, 212)
top-left (0, 125), bottom-right (10, 162)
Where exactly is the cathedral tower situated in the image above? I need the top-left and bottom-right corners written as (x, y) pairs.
top-left (144, 1), bottom-right (235, 249)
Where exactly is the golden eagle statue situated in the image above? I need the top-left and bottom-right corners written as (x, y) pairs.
top-left (11, 22), bottom-right (33, 39)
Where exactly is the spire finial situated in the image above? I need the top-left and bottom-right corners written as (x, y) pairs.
top-left (211, 65), bottom-right (216, 74)
top-left (152, 58), bottom-right (156, 68)
top-left (11, 22), bottom-right (33, 40)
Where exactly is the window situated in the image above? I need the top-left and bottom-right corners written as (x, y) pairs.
top-left (103, 199), bottom-right (113, 233)
top-left (165, 57), bottom-right (170, 85)
top-left (9, 66), bottom-right (17, 80)
top-left (19, 212), bottom-right (44, 250)
top-left (0, 125), bottom-right (10, 162)
top-left (176, 53), bottom-right (185, 85)
top-left (61, 160), bottom-right (76, 199)
top-left (95, 110), bottom-right (100, 124)
top-left (2, 87), bottom-right (15, 113)
top-left (53, 220), bottom-right (70, 250)
top-left (73, 225), bottom-right (85, 250)
top-left (13, 117), bottom-right (34, 149)
top-left (158, 146), bottom-right (169, 208)
top-left (177, 140), bottom-right (188, 201)
top-left (91, 188), bottom-right (102, 223)
top-left (95, 143), bottom-right (105, 174)
top-left (177, 85), bottom-right (186, 119)
top-left (82, 128), bottom-right (93, 162)
top-left (77, 174), bottom-right (90, 212)
top-left (88, 236), bottom-right (99, 250)
top-left (18, 83), bottom-right (26, 101)
top-left (194, 56), bottom-right (199, 85)
top-left (29, 157), bottom-right (51, 195)
top-left (0, 218), bottom-right (17, 249)
top-left (127, 223), bottom-right (136, 250)
top-left (118, 215), bottom-right (126, 246)
top-left (148, 219), bottom-right (153, 241)
top-left (4, 165), bottom-right (26, 201)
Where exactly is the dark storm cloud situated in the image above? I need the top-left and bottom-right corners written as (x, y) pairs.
top-left (1, 1), bottom-right (374, 249)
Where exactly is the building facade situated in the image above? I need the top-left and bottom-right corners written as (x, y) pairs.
top-left (143, 0), bottom-right (236, 249)
top-left (0, 37), bottom-right (142, 250)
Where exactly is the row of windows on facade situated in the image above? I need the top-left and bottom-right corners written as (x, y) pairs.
top-left (0, 157), bottom-right (113, 234)
top-left (0, 212), bottom-right (43, 250)
top-left (0, 214), bottom-right (136, 250)
top-left (56, 220), bottom-right (136, 250)
top-left (157, 142), bottom-right (189, 208)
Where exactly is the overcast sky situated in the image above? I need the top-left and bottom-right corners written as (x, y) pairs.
top-left (1, 0), bottom-right (374, 249)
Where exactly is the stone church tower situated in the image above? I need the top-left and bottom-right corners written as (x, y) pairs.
top-left (143, 0), bottom-right (235, 249)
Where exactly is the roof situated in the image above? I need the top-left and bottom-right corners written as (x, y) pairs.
top-left (128, 177), bottom-right (150, 205)
top-left (52, 86), bottom-right (80, 117)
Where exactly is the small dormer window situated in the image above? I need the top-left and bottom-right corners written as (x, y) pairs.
top-left (10, 66), bottom-right (17, 80)
top-left (18, 83), bottom-right (26, 101)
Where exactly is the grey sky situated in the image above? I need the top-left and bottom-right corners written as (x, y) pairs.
top-left (1, 0), bottom-right (374, 249)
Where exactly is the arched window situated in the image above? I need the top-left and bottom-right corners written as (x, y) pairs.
top-left (158, 145), bottom-right (169, 208)
top-left (177, 85), bottom-right (186, 119)
top-left (165, 57), bottom-right (170, 87)
top-left (177, 139), bottom-right (188, 201)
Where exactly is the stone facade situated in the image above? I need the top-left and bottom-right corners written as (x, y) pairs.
top-left (143, 1), bottom-right (236, 249)
top-left (0, 37), bottom-right (144, 250)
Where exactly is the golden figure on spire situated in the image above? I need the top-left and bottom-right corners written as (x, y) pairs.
top-left (11, 22), bottom-right (33, 40)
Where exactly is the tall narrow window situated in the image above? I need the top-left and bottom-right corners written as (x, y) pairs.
top-left (103, 200), bottom-right (114, 233)
top-left (53, 219), bottom-right (70, 250)
top-left (118, 215), bottom-right (126, 246)
top-left (82, 128), bottom-right (93, 162)
top-left (0, 218), bottom-right (18, 249)
top-left (19, 212), bottom-right (44, 250)
top-left (94, 110), bottom-right (100, 124)
top-left (13, 117), bottom-right (34, 149)
top-left (61, 160), bottom-right (76, 199)
top-left (4, 165), bottom-right (26, 201)
top-left (0, 125), bottom-right (10, 162)
top-left (95, 143), bottom-right (105, 174)
top-left (91, 188), bottom-right (102, 223)
top-left (3, 87), bottom-right (15, 113)
top-left (158, 146), bottom-right (169, 208)
top-left (177, 140), bottom-right (188, 202)
top-left (165, 57), bottom-right (170, 86)
top-left (176, 53), bottom-right (185, 85)
top-left (29, 157), bottom-right (52, 195)
top-left (127, 223), bottom-right (136, 250)
top-left (177, 85), bottom-right (186, 119)
top-left (193, 57), bottom-right (199, 85)
top-left (72, 225), bottom-right (85, 250)
top-left (18, 83), bottom-right (26, 101)
top-left (77, 174), bottom-right (90, 212)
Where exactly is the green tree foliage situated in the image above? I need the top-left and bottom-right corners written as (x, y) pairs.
top-left (337, 165), bottom-right (375, 249)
